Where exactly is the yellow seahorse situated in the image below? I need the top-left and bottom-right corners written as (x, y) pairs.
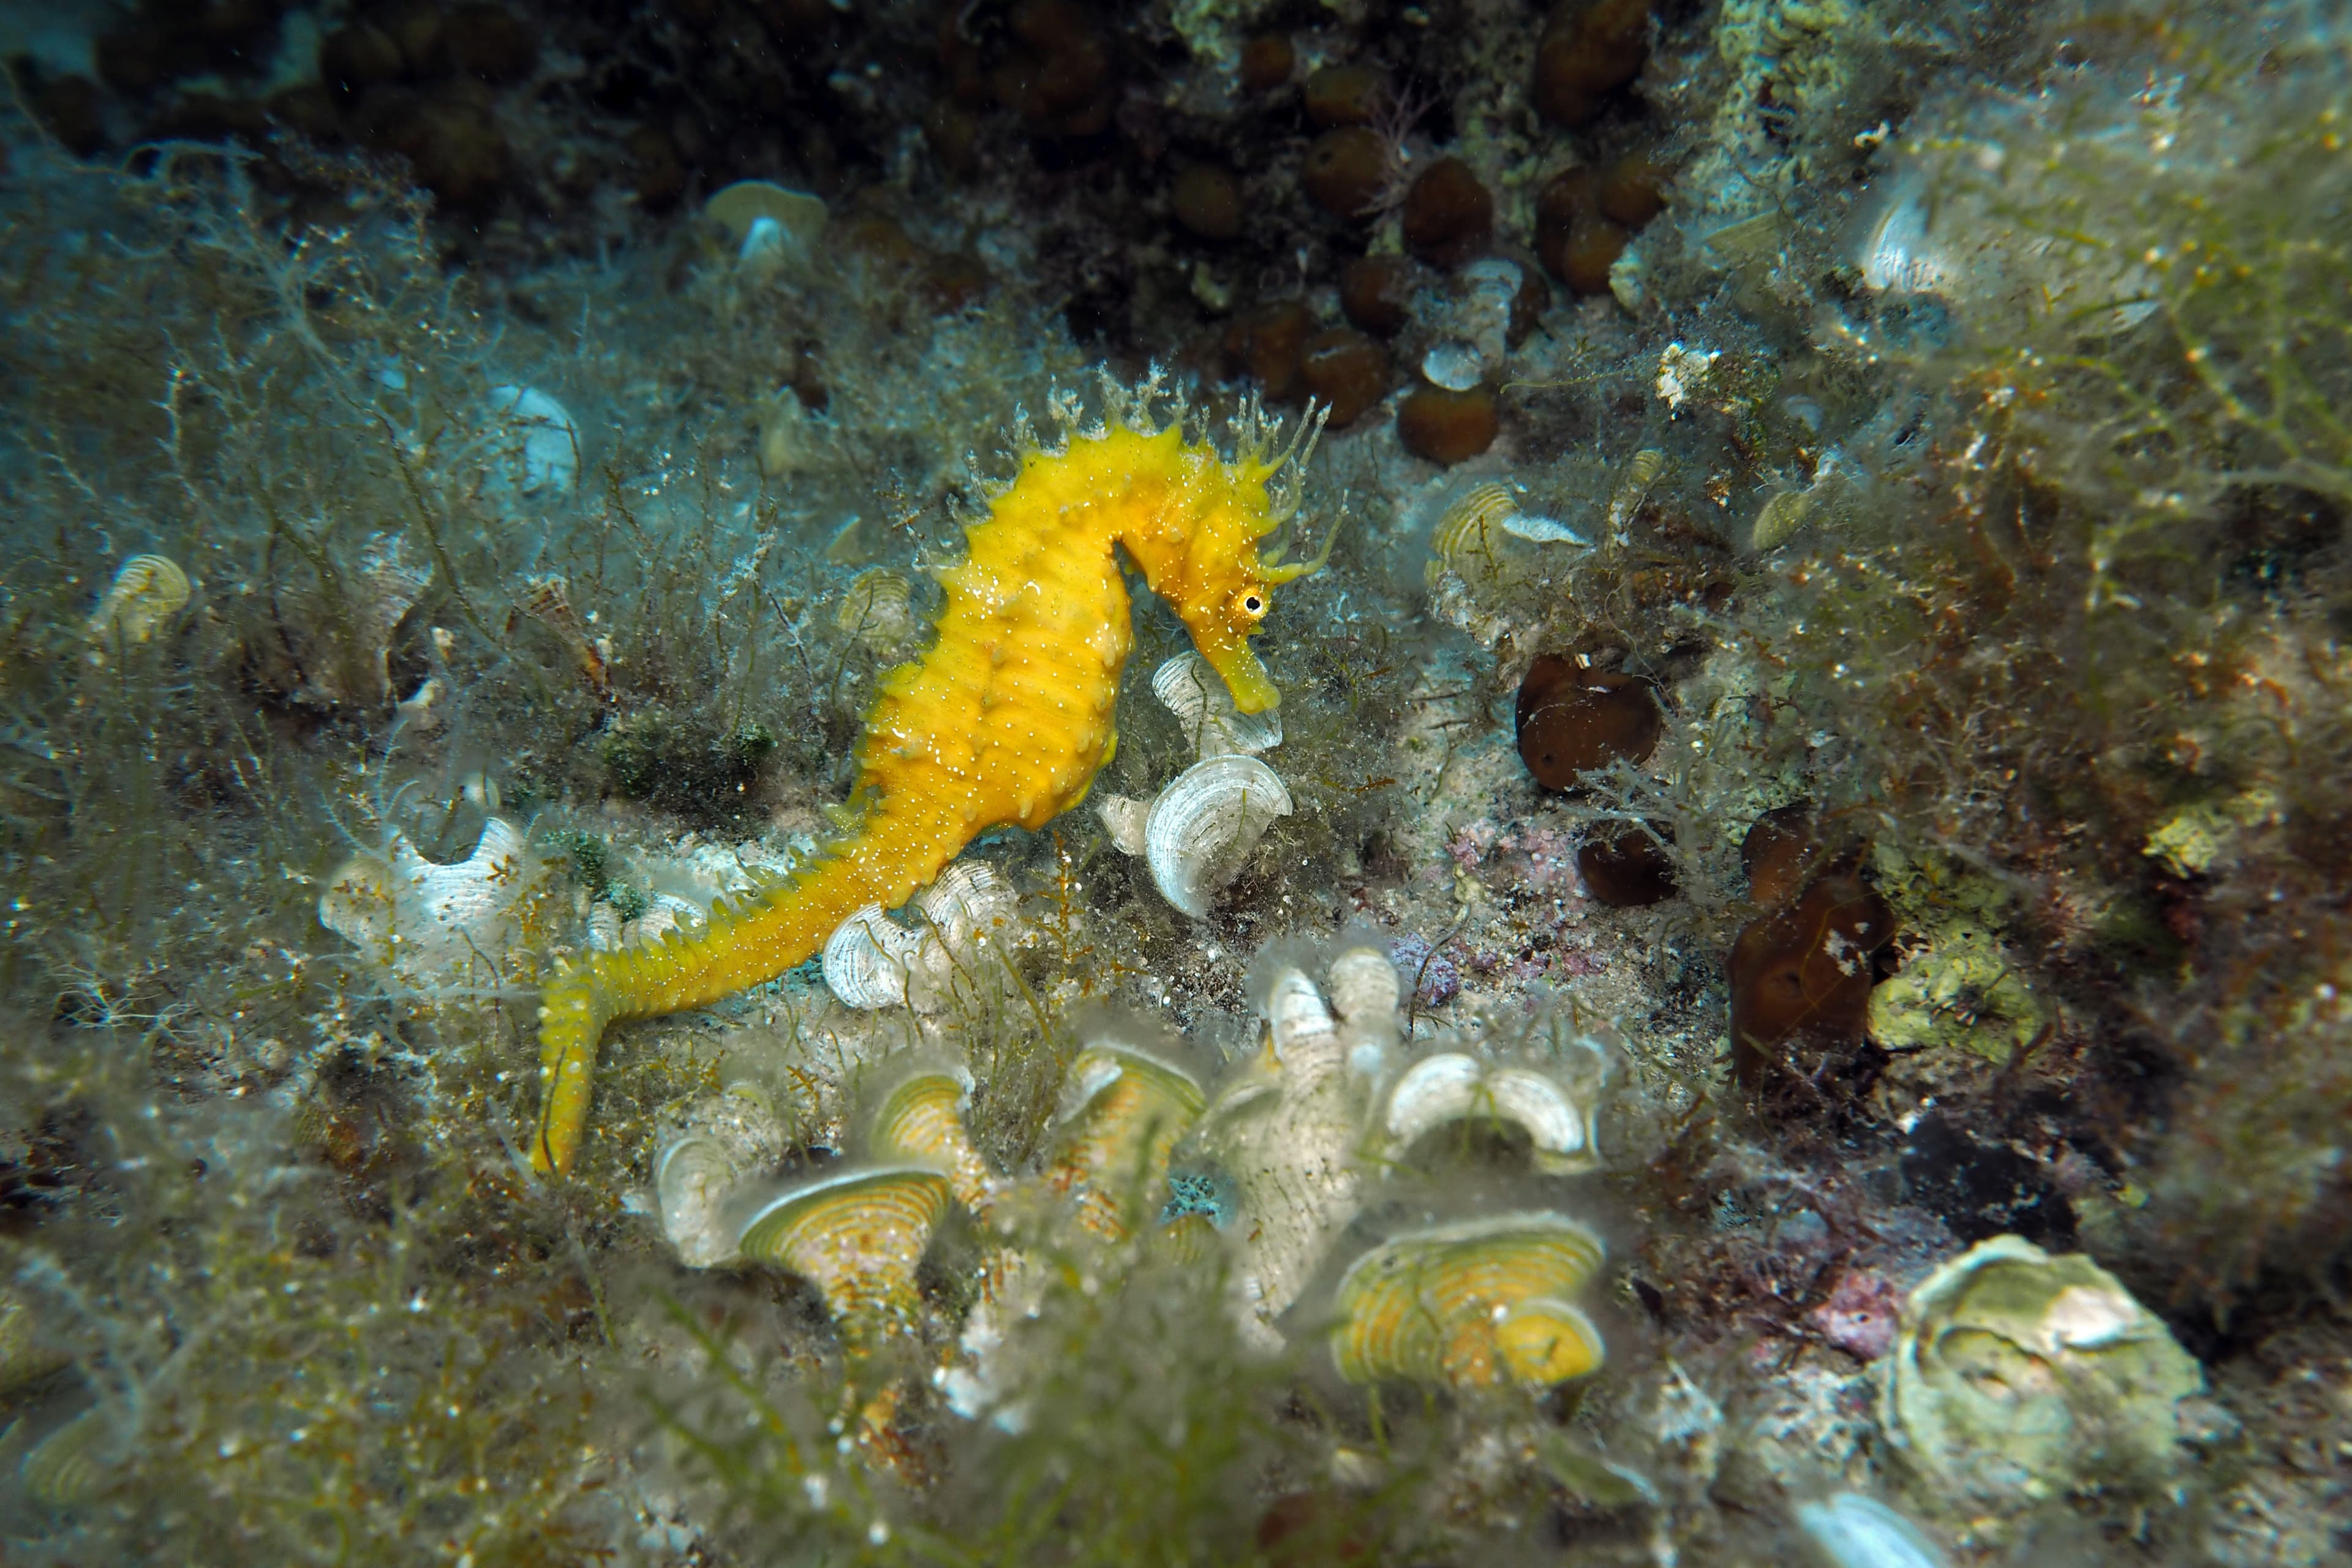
top-left (531, 374), bottom-right (1329, 1174)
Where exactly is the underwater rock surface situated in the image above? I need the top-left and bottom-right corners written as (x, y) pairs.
top-left (2, 1), bottom-right (2350, 1564)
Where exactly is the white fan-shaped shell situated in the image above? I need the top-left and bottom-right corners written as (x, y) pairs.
top-left (1382, 1052), bottom-right (1594, 1174)
top-left (1262, 966), bottom-right (1338, 1067)
top-left (1326, 946), bottom-right (1401, 1027)
top-left (320, 816), bottom-right (541, 982)
top-left (914, 860), bottom-right (1011, 949)
top-left (823, 904), bottom-right (933, 1009)
top-left (1152, 652), bottom-right (1282, 758)
top-left (1421, 341), bottom-right (1485, 393)
top-left (1203, 962), bottom-right (1372, 1348)
top-left (837, 568), bottom-right (916, 647)
top-left (1382, 1052), bottom-right (1485, 1143)
top-left (390, 817), bottom-right (529, 934)
top-left (1485, 1068), bottom-right (1589, 1161)
top-left (655, 1085), bottom-right (788, 1268)
top-left (1144, 753), bottom-right (1293, 918)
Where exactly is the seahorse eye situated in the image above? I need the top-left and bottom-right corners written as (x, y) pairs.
top-left (1234, 589), bottom-right (1267, 620)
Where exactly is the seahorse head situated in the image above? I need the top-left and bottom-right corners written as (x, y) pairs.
top-left (1114, 395), bottom-right (1333, 715)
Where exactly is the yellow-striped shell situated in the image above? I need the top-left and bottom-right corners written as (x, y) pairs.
top-left (865, 1065), bottom-right (997, 1219)
top-left (83, 554), bottom-right (190, 650)
top-left (1331, 1212), bottom-right (1607, 1389)
top-left (1046, 1039), bottom-right (1206, 1240)
top-left (1430, 483), bottom-right (1518, 575)
top-left (736, 1165), bottom-right (951, 1333)
top-left (1605, 448), bottom-right (1665, 536)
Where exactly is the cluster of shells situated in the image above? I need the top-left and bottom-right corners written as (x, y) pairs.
top-left (1094, 652), bottom-right (1291, 919)
top-left (1420, 467), bottom-right (1655, 657)
top-left (818, 861), bottom-right (1019, 1014)
top-left (650, 930), bottom-right (1622, 1430)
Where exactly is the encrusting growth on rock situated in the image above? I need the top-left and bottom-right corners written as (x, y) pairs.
top-left (531, 374), bottom-right (1330, 1173)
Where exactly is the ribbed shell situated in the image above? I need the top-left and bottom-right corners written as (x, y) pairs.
top-left (1850, 172), bottom-right (1949, 295)
top-left (914, 860), bottom-right (1012, 949)
top-left (83, 554), bottom-right (190, 648)
top-left (1605, 448), bottom-right (1665, 537)
top-left (821, 861), bottom-right (1014, 1011)
top-left (1325, 944), bottom-right (1402, 1071)
top-left (1330, 1212), bottom-right (1607, 1388)
top-left (318, 817), bottom-right (542, 984)
top-left (1144, 754), bottom-right (1294, 919)
top-left (1380, 1052), bottom-right (1597, 1175)
top-left (0, 1289), bottom-right (67, 1400)
top-left (837, 568), bottom-right (916, 647)
top-left (21, 1408), bottom-right (111, 1508)
top-left (1200, 960), bottom-right (1375, 1347)
top-left (1047, 1039), bottom-right (1206, 1241)
top-left (1792, 1494), bottom-right (1951, 1568)
top-left (865, 1066), bottom-right (996, 1218)
top-left (736, 1165), bottom-right (952, 1330)
top-left (1152, 650), bottom-right (1282, 757)
top-left (655, 1084), bottom-right (785, 1269)
top-left (822, 904), bottom-right (933, 1008)
top-left (1262, 965), bottom-right (1340, 1069)
top-left (1430, 483), bottom-right (1517, 574)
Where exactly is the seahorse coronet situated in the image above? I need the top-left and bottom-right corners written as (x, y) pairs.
top-left (529, 379), bottom-right (1328, 1175)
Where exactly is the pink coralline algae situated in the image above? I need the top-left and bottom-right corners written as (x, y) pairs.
top-left (1445, 820), bottom-right (1580, 893)
top-left (1446, 820), bottom-right (1500, 874)
top-left (1809, 1270), bottom-right (1903, 1362)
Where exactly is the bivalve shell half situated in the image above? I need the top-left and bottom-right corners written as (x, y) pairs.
top-left (837, 568), bottom-right (916, 649)
top-left (1330, 1212), bottom-right (1607, 1389)
top-left (318, 816), bottom-right (548, 987)
top-left (655, 1084), bottom-right (786, 1269)
top-left (1152, 650), bottom-right (1282, 757)
top-left (484, 386), bottom-right (580, 496)
top-left (0, 1289), bottom-right (66, 1401)
top-left (1379, 1052), bottom-right (1599, 1175)
top-left (823, 862), bottom-right (1017, 1011)
top-left (735, 1164), bottom-right (952, 1338)
top-left (1792, 1493), bottom-right (1951, 1568)
top-left (1326, 943), bottom-right (1402, 1072)
top-left (706, 179), bottom-right (827, 271)
top-left (83, 554), bottom-right (190, 652)
top-left (21, 1407), bottom-right (113, 1509)
top-left (1046, 1038), bottom-right (1207, 1240)
top-left (1144, 753), bottom-right (1294, 919)
top-left (823, 903), bottom-right (935, 1009)
top-left (1429, 482), bottom-right (1518, 577)
top-left (865, 1063), bottom-right (997, 1218)
top-left (1202, 957), bottom-right (1376, 1346)
top-left (913, 859), bottom-right (1014, 952)
top-left (1261, 963), bottom-right (1340, 1069)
